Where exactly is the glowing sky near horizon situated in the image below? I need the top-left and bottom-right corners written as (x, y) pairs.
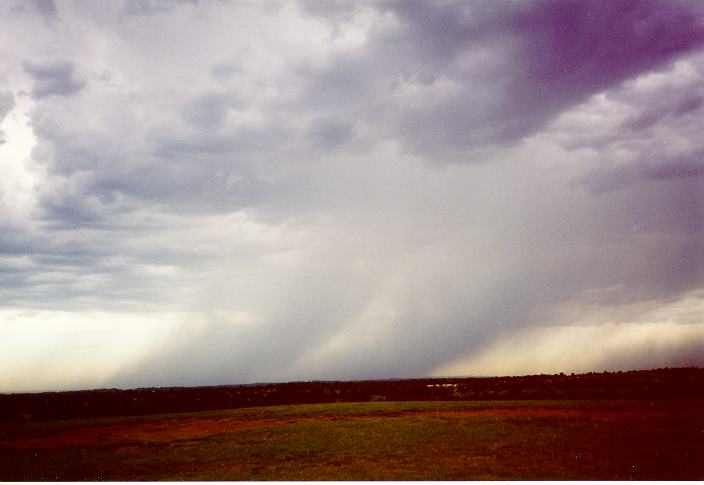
top-left (1, 0), bottom-right (703, 392)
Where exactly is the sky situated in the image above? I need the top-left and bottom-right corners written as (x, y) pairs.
top-left (1, 0), bottom-right (703, 393)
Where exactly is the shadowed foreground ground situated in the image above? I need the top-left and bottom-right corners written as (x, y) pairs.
top-left (1, 399), bottom-right (702, 480)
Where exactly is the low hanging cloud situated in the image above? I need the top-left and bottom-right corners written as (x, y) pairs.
top-left (436, 291), bottom-right (704, 376)
top-left (436, 321), bottom-right (704, 377)
top-left (0, 0), bottom-right (703, 392)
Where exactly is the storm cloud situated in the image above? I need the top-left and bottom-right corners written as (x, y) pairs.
top-left (0, 0), bottom-right (702, 392)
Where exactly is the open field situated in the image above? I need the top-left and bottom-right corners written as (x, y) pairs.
top-left (1, 399), bottom-right (703, 480)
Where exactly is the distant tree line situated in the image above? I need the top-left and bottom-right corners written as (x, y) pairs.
top-left (1, 367), bottom-right (702, 422)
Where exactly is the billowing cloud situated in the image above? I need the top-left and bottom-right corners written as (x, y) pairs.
top-left (299, 0), bottom-right (704, 160)
top-left (0, 1), bottom-right (702, 392)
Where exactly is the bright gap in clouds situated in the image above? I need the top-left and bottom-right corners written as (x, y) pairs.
top-left (441, 290), bottom-right (704, 377)
top-left (435, 311), bottom-right (704, 378)
top-left (0, 309), bottom-right (183, 392)
top-left (0, 97), bottom-right (39, 219)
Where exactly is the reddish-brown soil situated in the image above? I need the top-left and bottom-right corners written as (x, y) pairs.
top-left (0, 407), bottom-right (666, 450)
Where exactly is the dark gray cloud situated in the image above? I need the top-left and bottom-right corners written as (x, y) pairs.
top-left (307, 117), bottom-right (356, 150)
top-left (511, 0), bottom-right (704, 99)
top-left (0, 90), bottom-right (14, 118)
top-left (626, 96), bottom-right (704, 132)
top-left (122, 0), bottom-right (199, 16)
top-left (0, 90), bottom-right (14, 144)
top-left (181, 93), bottom-right (241, 129)
top-left (29, 0), bottom-right (56, 18)
top-left (23, 61), bottom-right (85, 99)
top-left (582, 154), bottom-right (704, 194)
top-left (8, 0), bottom-right (56, 19)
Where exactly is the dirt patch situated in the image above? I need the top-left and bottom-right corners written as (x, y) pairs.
top-left (0, 407), bottom-right (667, 450)
top-left (0, 417), bottom-right (289, 449)
top-left (425, 407), bottom-right (667, 419)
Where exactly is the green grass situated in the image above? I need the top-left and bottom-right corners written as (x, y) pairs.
top-left (1, 399), bottom-right (702, 480)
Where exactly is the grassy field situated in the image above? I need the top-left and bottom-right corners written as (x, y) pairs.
top-left (1, 399), bottom-right (702, 480)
